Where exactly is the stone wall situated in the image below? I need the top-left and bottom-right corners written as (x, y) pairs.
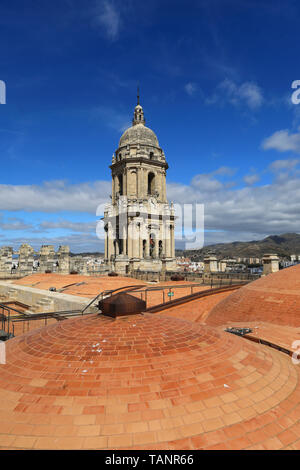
top-left (0, 247), bottom-right (13, 272)
top-left (131, 270), bottom-right (260, 284)
top-left (0, 281), bottom-right (92, 313)
top-left (18, 244), bottom-right (34, 272)
top-left (57, 245), bottom-right (70, 274)
top-left (0, 244), bottom-right (72, 278)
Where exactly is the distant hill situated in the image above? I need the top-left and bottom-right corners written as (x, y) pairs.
top-left (70, 252), bottom-right (104, 257)
top-left (176, 233), bottom-right (300, 260)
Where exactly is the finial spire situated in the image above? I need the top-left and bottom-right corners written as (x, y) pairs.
top-left (132, 85), bottom-right (145, 126)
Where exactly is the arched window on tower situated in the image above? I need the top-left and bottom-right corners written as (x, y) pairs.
top-left (148, 172), bottom-right (155, 195)
top-left (149, 233), bottom-right (155, 258)
top-left (159, 240), bottom-right (163, 258)
top-left (117, 174), bottom-right (123, 196)
top-left (149, 152), bottom-right (154, 160)
top-left (113, 240), bottom-right (119, 257)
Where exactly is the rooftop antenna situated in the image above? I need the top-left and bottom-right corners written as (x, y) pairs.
top-left (137, 83), bottom-right (140, 105)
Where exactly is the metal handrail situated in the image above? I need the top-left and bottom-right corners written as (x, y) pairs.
top-left (80, 284), bottom-right (146, 314)
top-left (0, 302), bottom-right (91, 335)
top-left (0, 302), bottom-right (29, 316)
top-left (81, 279), bottom-right (250, 314)
top-left (0, 278), bottom-right (250, 337)
top-left (145, 283), bottom-right (246, 313)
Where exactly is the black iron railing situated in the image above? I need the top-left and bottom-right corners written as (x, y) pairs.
top-left (0, 278), bottom-right (249, 338)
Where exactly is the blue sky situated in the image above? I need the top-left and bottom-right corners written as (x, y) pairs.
top-left (1, 0), bottom-right (300, 252)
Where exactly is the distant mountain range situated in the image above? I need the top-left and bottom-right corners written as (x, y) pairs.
top-left (70, 233), bottom-right (300, 261)
top-left (70, 252), bottom-right (104, 257)
top-left (176, 233), bottom-right (300, 260)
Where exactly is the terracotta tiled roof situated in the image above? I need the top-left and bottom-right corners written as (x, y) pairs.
top-left (207, 264), bottom-right (300, 327)
top-left (13, 274), bottom-right (148, 298)
top-left (12, 273), bottom-right (211, 307)
top-left (0, 312), bottom-right (299, 450)
top-left (214, 322), bottom-right (300, 353)
top-left (159, 292), bottom-right (232, 323)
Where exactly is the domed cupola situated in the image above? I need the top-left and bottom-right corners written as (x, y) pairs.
top-left (0, 312), bottom-right (297, 449)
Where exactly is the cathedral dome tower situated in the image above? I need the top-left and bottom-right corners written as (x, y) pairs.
top-left (103, 89), bottom-right (176, 275)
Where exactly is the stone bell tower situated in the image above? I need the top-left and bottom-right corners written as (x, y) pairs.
top-left (103, 90), bottom-right (176, 274)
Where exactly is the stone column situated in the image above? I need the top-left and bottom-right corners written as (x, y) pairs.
top-left (124, 169), bottom-right (127, 197)
top-left (165, 221), bottom-right (171, 258)
top-left (38, 245), bottom-right (55, 272)
top-left (104, 225), bottom-right (108, 259)
top-left (142, 168), bottom-right (147, 198)
top-left (112, 176), bottom-right (116, 203)
top-left (132, 221), bottom-right (140, 258)
top-left (57, 245), bottom-right (70, 274)
top-left (170, 224), bottom-right (175, 258)
top-left (18, 244), bottom-right (34, 273)
top-left (162, 170), bottom-right (166, 202)
top-left (160, 221), bottom-right (165, 258)
top-left (139, 229), bottom-right (143, 258)
top-left (108, 223), bottom-right (114, 261)
top-left (0, 247), bottom-right (13, 273)
top-left (145, 232), bottom-right (150, 258)
top-left (154, 233), bottom-right (159, 259)
top-left (128, 219), bottom-right (133, 258)
top-left (137, 167), bottom-right (142, 198)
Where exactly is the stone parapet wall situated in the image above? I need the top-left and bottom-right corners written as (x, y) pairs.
top-left (0, 281), bottom-right (91, 312)
top-left (0, 244), bottom-right (72, 275)
top-left (131, 270), bottom-right (260, 283)
top-left (0, 271), bottom-right (32, 280)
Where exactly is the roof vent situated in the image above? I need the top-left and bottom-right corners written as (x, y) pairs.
top-left (98, 293), bottom-right (146, 318)
top-left (170, 274), bottom-right (185, 281)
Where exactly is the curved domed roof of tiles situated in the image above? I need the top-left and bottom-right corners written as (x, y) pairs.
top-left (206, 264), bottom-right (300, 328)
top-left (119, 123), bottom-right (159, 148)
top-left (0, 312), bottom-right (299, 450)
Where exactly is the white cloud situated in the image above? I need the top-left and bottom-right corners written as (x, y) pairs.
top-left (184, 82), bottom-right (197, 96)
top-left (40, 220), bottom-right (97, 233)
top-left (269, 158), bottom-right (300, 171)
top-left (236, 82), bottom-right (263, 109)
top-left (207, 79), bottom-right (264, 110)
top-left (190, 174), bottom-right (224, 192)
top-left (1, 159), bottom-right (300, 251)
top-left (167, 162), bottom-right (300, 244)
top-left (94, 0), bottom-right (121, 41)
top-left (0, 216), bottom-right (33, 231)
top-left (212, 166), bottom-right (236, 177)
top-left (244, 173), bottom-right (260, 185)
top-left (262, 127), bottom-right (300, 154)
top-left (0, 233), bottom-right (104, 254)
top-left (0, 180), bottom-right (111, 213)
